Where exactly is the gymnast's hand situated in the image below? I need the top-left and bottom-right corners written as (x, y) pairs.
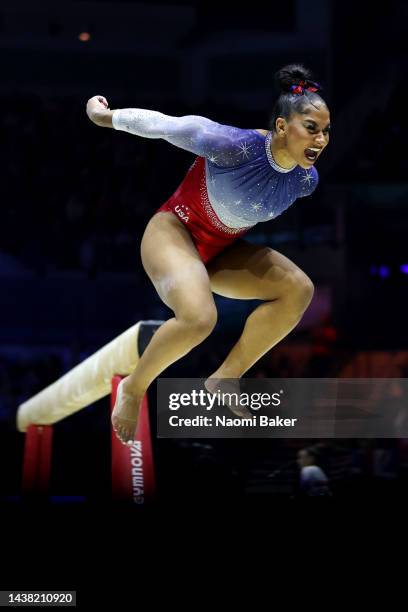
top-left (86, 95), bottom-right (113, 128)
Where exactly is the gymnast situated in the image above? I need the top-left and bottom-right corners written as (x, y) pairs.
top-left (86, 63), bottom-right (331, 445)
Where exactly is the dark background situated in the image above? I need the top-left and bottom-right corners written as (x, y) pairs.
top-left (1, 0), bottom-right (408, 513)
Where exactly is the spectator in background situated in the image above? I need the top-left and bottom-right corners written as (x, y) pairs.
top-left (297, 447), bottom-right (332, 497)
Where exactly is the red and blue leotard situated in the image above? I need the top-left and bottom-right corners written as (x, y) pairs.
top-left (112, 109), bottom-right (319, 263)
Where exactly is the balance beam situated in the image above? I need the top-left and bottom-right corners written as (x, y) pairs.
top-left (17, 320), bottom-right (162, 433)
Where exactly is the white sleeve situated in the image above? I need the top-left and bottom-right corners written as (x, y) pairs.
top-left (112, 108), bottom-right (257, 167)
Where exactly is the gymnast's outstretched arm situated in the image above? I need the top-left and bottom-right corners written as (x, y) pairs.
top-left (86, 95), bottom-right (257, 166)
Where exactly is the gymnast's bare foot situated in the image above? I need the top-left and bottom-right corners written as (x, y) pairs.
top-left (111, 377), bottom-right (144, 446)
top-left (204, 376), bottom-right (252, 418)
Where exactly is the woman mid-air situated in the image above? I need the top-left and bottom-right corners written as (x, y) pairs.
top-left (86, 63), bottom-right (331, 445)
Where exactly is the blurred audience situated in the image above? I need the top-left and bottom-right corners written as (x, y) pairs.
top-left (297, 446), bottom-right (332, 497)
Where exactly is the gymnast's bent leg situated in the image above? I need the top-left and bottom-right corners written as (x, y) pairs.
top-left (112, 212), bottom-right (217, 444)
top-left (206, 239), bottom-right (314, 382)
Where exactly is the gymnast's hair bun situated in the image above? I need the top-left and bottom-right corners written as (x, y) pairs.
top-left (275, 63), bottom-right (315, 94)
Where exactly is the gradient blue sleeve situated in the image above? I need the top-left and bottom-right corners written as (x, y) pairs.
top-left (112, 108), bottom-right (258, 167)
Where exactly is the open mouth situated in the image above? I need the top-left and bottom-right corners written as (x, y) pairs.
top-left (304, 147), bottom-right (321, 162)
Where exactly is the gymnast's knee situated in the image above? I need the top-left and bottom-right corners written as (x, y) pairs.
top-left (176, 304), bottom-right (218, 341)
top-left (286, 270), bottom-right (315, 313)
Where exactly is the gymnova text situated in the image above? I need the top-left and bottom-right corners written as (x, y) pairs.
top-left (168, 415), bottom-right (297, 428)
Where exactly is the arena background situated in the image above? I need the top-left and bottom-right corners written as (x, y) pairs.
top-left (1, 0), bottom-right (408, 509)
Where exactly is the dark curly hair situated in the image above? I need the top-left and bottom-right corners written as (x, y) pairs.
top-left (269, 63), bottom-right (328, 133)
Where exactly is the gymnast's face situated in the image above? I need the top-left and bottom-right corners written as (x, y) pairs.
top-left (277, 103), bottom-right (331, 170)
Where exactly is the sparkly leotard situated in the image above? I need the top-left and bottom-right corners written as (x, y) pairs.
top-left (112, 109), bottom-right (319, 262)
